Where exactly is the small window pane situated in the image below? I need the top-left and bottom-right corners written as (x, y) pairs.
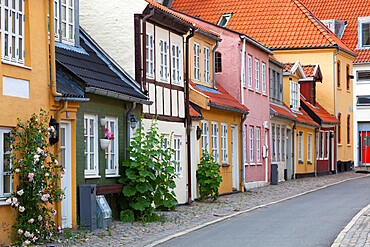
top-left (363, 23), bottom-right (370, 46)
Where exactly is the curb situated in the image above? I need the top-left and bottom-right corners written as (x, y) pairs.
top-left (145, 174), bottom-right (370, 247)
top-left (331, 203), bottom-right (370, 247)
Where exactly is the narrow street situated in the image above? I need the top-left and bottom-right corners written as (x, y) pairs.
top-left (158, 176), bottom-right (370, 247)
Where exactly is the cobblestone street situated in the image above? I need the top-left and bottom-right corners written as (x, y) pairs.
top-left (53, 172), bottom-right (367, 247)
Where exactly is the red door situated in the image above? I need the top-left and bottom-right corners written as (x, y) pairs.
top-left (362, 132), bottom-right (370, 164)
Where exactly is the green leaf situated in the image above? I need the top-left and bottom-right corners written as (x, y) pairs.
top-left (120, 209), bottom-right (135, 222)
top-left (122, 185), bottom-right (136, 197)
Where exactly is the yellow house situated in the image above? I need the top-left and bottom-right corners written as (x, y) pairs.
top-left (187, 30), bottom-right (249, 195)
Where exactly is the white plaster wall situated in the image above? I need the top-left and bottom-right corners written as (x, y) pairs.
top-left (353, 63), bottom-right (370, 167)
top-left (156, 86), bottom-right (163, 115)
top-left (142, 119), bottom-right (188, 204)
top-left (149, 83), bottom-right (156, 114)
top-left (171, 90), bottom-right (178, 117)
top-left (178, 91), bottom-right (185, 118)
top-left (79, 0), bottom-right (148, 78)
top-left (163, 88), bottom-right (171, 115)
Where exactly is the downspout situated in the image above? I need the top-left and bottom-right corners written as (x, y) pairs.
top-left (126, 102), bottom-right (136, 158)
top-left (142, 6), bottom-right (155, 94)
top-left (49, 0), bottom-right (62, 98)
top-left (334, 48), bottom-right (340, 173)
top-left (185, 29), bottom-right (195, 205)
top-left (241, 114), bottom-right (247, 192)
top-left (292, 121), bottom-right (297, 179)
top-left (240, 36), bottom-right (246, 105)
top-left (314, 128), bottom-right (318, 177)
top-left (212, 40), bottom-right (219, 90)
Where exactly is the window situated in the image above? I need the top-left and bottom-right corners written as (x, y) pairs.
top-left (290, 80), bottom-right (300, 111)
top-left (337, 60), bottom-right (341, 88)
top-left (215, 52), bottom-right (222, 73)
top-left (84, 115), bottom-right (99, 177)
top-left (204, 46), bottom-right (210, 84)
top-left (146, 32), bottom-right (154, 78)
top-left (255, 59), bottom-right (260, 91)
top-left (201, 120), bottom-right (209, 151)
top-left (159, 39), bottom-right (169, 81)
top-left (256, 127), bottom-right (261, 163)
top-left (262, 62), bottom-right (266, 94)
top-left (174, 136), bottom-right (181, 175)
top-left (211, 122), bottom-right (219, 163)
top-left (357, 96), bottom-right (370, 106)
top-left (0, 129), bottom-right (12, 201)
top-left (161, 135), bottom-right (169, 161)
top-left (51, 0), bottom-right (75, 45)
top-left (324, 132), bottom-right (329, 159)
top-left (338, 113), bottom-right (341, 144)
top-left (282, 127), bottom-right (285, 161)
top-left (273, 71), bottom-right (277, 99)
top-left (319, 131), bottom-right (323, 159)
top-left (298, 132), bottom-right (303, 162)
top-left (362, 23), bottom-right (370, 47)
top-left (307, 133), bottom-right (313, 163)
top-left (248, 55), bottom-right (252, 88)
top-left (249, 126), bottom-right (254, 163)
top-left (194, 42), bottom-right (200, 81)
top-left (218, 13), bottom-right (232, 27)
top-left (357, 71), bottom-right (370, 81)
top-left (105, 117), bottom-right (118, 177)
top-left (221, 123), bottom-right (228, 164)
top-left (346, 64), bottom-right (350, 91)
top-left (272, 124), bottom-right (276, 161)
top-left (276, 125), bottom-right (280, 161)
top-left (172, 43), bottom-right (181, 84)
top-left (347, 114), bottom-right (351, 144)
top-left (1, 0), bottom-right (25, 64)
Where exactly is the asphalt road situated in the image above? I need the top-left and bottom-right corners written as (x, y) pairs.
top-left (158, 176), bottom-right (370, 247)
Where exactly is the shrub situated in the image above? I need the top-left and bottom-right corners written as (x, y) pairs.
top-left (196, 148), bottom-right (223, 202)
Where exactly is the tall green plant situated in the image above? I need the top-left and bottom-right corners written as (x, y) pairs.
top-left (5, 110), bottom-right (64, 246)
top-left (119, 118), bottom-right (178, 222)
top-left (196, 148), bottom-right (223, 201)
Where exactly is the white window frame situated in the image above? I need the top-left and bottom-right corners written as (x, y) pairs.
top-left (358, 17), bottom-right (370, 48)
top-left (159, 39), bottom-right (169, 81)
top-left (290, 80), bottom-right (300, 111)
top-left (256, 127), bottom-right (261, 163)
top-left (262, 62), bottom-right (266, 94)
top-left (0, 128), bottom-right (12, 202)
top-left (211, 121), bottom-right (219, 163)
top-left (194, 42), bottom-right (200, 81)
top-left (171, 42), bottom-right (181, 85)
top-left (105, 117), bottom-right (119, 177)
top-left (271, 124), bottom-right (276, 162)
top-left (324, 131), bottom-right (329, 160)
top-left (307, 133), bottom-right (313, 163)
top-left (1, 0), bottom-right (25, 64)
top-left (221, 122), bottom-right (228, 164)
top-left (281, 127), bottom-right (285, 161)
top-left (276, 124), bottom-right (280, 161)
top-left (255, 59), bottom-right (260, 91)
top-left (173, 136), bottom-right (181, 175)
top-left (60, 0), bottom-right (74, 44)
top-left (248, 55), bottom-right (253, 88)
top-left (204, 45), bottom-right (210, 84)
top-left (249, 126), bottom-right (254, 163)
top-left (218, 13), bottom-right (232, 27)
top-left (201, 120), bottom-right (209, 151)
top-left (298, 132), bottom-right (304, 162)
top-left (146, 31), bottom-right (155, 79)
top-left (84, 114), bottom-right (99, 178)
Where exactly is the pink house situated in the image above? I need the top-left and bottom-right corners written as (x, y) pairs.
top-left (176, 12), bottom-right (273, 189)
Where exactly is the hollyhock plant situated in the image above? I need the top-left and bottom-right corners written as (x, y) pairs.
top-left (4, 110), bottom-right (64, 245)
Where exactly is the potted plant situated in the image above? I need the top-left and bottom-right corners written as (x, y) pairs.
top-left (100, 128), bottom-right (114, 150)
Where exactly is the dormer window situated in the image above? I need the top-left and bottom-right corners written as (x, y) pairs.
top-left (51, 0), bottom-right (76, 46)
top-left (218, 14), bottom-right (232, 27)
top-left (358, 17), bottom-right (370, 48)
top-left (290, 79), bottom-right (300, 111)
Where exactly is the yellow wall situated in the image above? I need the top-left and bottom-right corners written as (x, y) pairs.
top-left (295, 126), bottom-right (316, 174)
top-left (198, 109), bottom-right (242, 195)
top-left (282, 71), bottom-right (301, 107)
top-left (274, 49), bottom-right (355, 162)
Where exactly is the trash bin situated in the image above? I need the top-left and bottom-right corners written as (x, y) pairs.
top-left (271, 164), bottom-right (278, 185)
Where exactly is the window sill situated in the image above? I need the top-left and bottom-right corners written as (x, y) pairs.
top-left (298, 160), bottom-right (304, 164)
top-left (337, 87), bottom-right (342, 91)
top-left (255, 91), bottom-right (261, 95)
top-left (338, 143), bottom-right (343, 147)
top-left (346, 90), bottom-right (351, 93)
top-left (2, 60), bottom-right (32, 70)
top-left (105, 174), bottom-right (121, 178)
top-left (307, 161), bottom-right (313, 165)
top-left (84, 174), bottom-right (101, 179)
top-left (249, 163), bottom-right (256, 166)
top-left (347, 144), bottom-right (352, 147)
top-left (222, 163), bottom-right (230, 167)
top-left (262, 93), bottom-right (268, 97)
top-left (0, 201), bottom-right (10, 206)
top-left (256, 163), bottom-right (263, 166)
top-left (248, 88), bottom-right (254, 92)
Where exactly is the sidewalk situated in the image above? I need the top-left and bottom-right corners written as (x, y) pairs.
top-left (56, 171), bottom-right (367, 247)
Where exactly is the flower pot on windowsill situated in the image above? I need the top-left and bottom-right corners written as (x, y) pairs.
top-left (100, 139), bottom-right (111, 150)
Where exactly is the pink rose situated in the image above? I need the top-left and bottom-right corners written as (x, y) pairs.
top-left (15, 168), bottom-right (20, 173)
top-left (51, 210), bottom-right (57, 216)
top-left (58, 226), bottom-right (62, 233)
top-left (38, 215), bottom-right (42, 221)
top-left (24, 231), bottom-right (30, 237)
top-left (45, 173), bottom-right (49, 177)
top-left (18, 229), bottom-right (23, 235)
top-left (36, 147), bottom-right (43, 154)
top-left (18, 206), bottom-right (25, 212)
top-left (41, 194), bottom-right (50, 202)
top-left (12, 197), bottom-right (17, 204)
top-left (28, 218), bottom-right (34, 223)
top-left (28, 173), bottom-right (34, 182)
top-left (61, 169), bottom-right (66, 175)
top-left (17, 189), bottom-right (24, 196)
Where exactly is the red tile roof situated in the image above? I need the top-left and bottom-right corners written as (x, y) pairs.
top-left (145, 0), bottom-right (220, 38)
top-left (170, 0), bottom-right (355, 55)
top-left (296, 107), bottom-right (320, 127)
top-left (190, 80), bottom-right (249, 113)
top-left (270, 103), bottom-right (297, 120)
top-left (299, 0), bottom-right (370, 63)
top-left (302, 64), bottom-right (316, 77)
top-left (283, 63), bottom-right (295, 72)
top-left (301, 96), bottom-right (339, 124)
top-left (190, 105), bottom-right (201, 118)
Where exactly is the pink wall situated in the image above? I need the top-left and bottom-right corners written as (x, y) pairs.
top-left (185, 15), bottom-right (272, 184)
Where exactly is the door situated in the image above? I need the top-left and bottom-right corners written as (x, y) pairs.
top-left (265, 129), bottom-right (269, 183)
top-left (286, 129), bottom-right (292, 180)
top-left (362, 131), bottom-right (370, 165)
top-left (61, 122), bottom-right (72, 228)
top-left (231, 125), bottom-right (239, 191)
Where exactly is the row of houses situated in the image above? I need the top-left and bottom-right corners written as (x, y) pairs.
top-left (0, 0), bottom-right (367, 244)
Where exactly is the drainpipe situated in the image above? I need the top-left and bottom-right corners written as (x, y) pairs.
top-left (240, 36), bottom-right (246, 104)
top-left (126, 102), bottom-right (136, 158)
top-left (314, 128), bottom-right (318, 177)
top-left (49, 0), bottom-right (62, 98)
top-left (212, 40), bottom-right (219, 90)
top-left (142, 6), bottom-right (155, 94)
top-left (240, 114), bottom-right (247, 192)
top-left (185, 29), bottom-right (195, 205)
top-left (292, 121), bottom-right (297, 179)
top-left (334, 48), bottom-right (340, 173)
